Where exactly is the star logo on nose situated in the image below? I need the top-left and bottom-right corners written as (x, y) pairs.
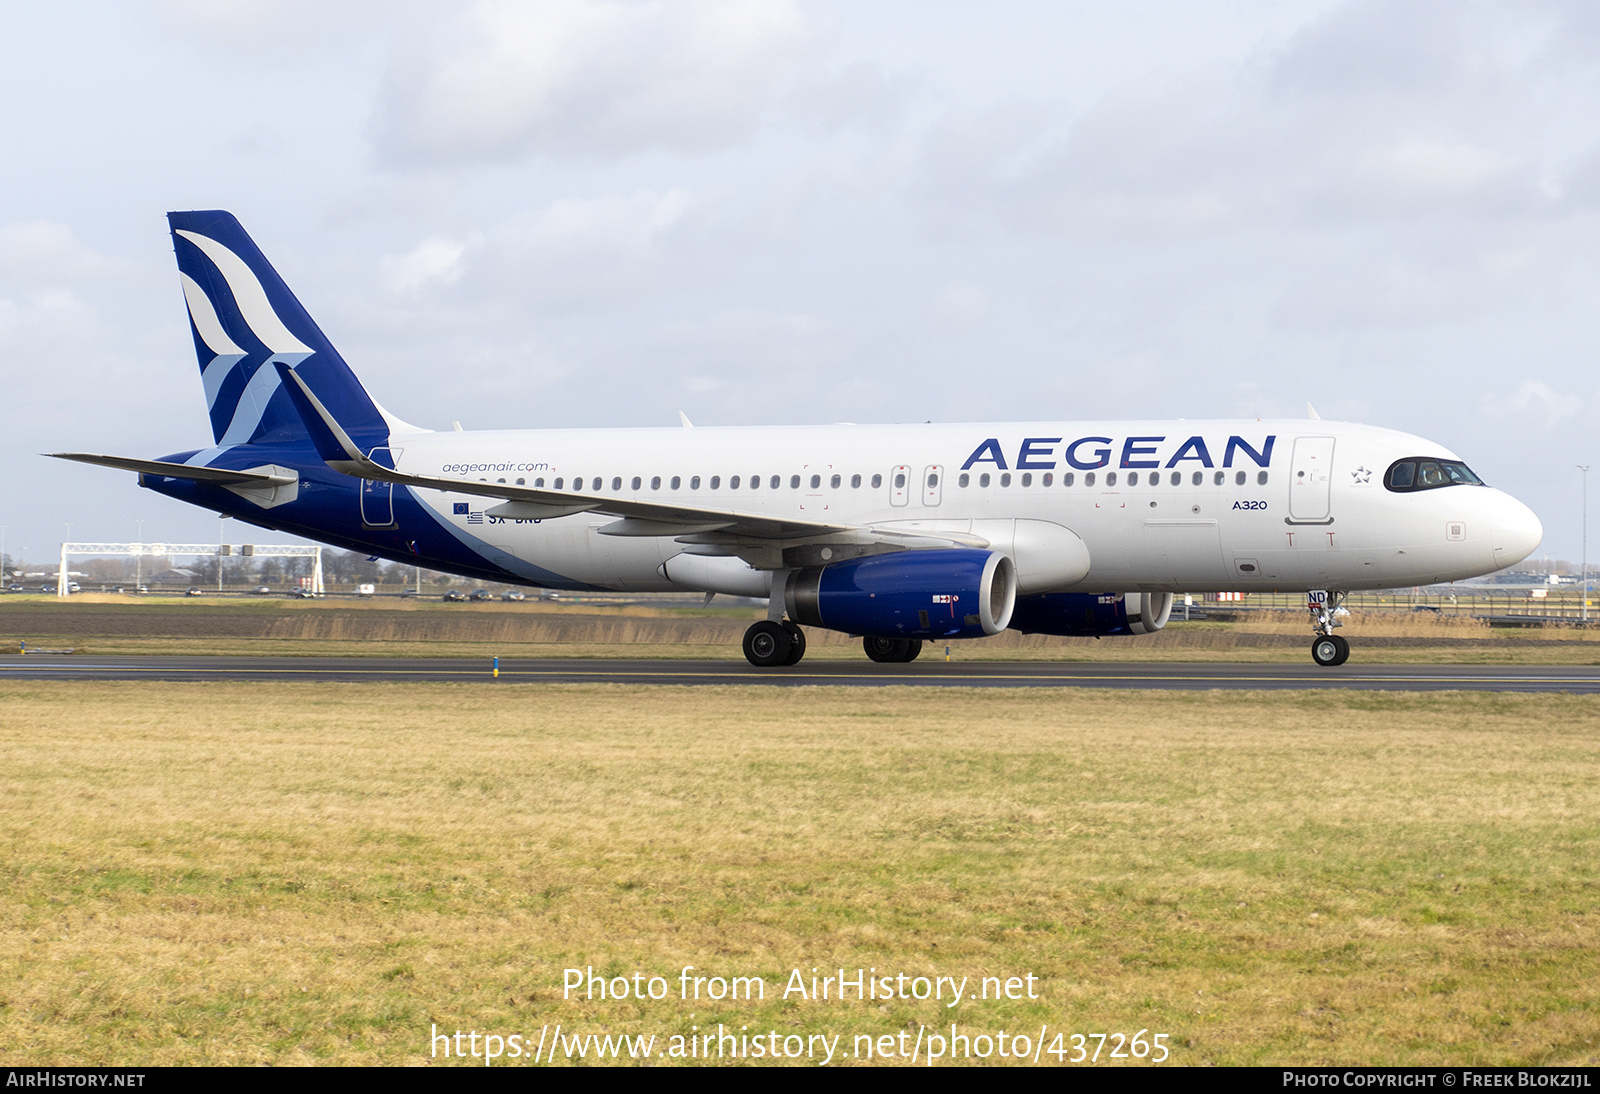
top-left (1351, 466), bottom-right (1372, 484)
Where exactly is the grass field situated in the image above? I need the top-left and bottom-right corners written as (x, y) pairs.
top-left (2, 682), bottom-right (1598, 1066)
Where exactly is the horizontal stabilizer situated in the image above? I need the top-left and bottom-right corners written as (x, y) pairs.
top-left (46, 452), bottom-right (294, 486)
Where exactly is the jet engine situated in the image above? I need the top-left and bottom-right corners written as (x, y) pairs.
top-left (1009, 591), bottom-right (1174, 636)
top-left (785, 548), bottom-right (1016, 639)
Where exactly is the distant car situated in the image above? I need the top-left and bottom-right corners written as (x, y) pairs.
top-left (8, 584), bottom-right (23, 593)
top-left (442, 589), bottom-right (466, 602)
top-left (252, 585), bottom-right (272, 595)
top-left (66, 582), bottom-right (80, 594)
top-left (185, 587), bottom-right (204, 597)
top-left (500, 590), bottom-right (525, 601)
top-left (1411, 605), bottom-right (1441, 614)
top-left (399, 588), bottom-right (418, 598)
top-left (286, 588), bottom-right (315, 599)
top-left (469, 589), bottom-right (493, 601)
top-left (40, 584), bottom-right (55, 594)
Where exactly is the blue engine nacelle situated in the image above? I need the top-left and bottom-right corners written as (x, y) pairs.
top-left (1009, 591), bottom-right (1175, 636)
top-left (785, 548), bottom-right (1017, 639)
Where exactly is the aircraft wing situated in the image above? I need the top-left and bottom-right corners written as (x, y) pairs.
top-left (278, 366), bottom-right (986, 556)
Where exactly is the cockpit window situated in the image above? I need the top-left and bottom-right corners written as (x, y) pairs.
top-left (1384, 458), bottom-right (1484, 493)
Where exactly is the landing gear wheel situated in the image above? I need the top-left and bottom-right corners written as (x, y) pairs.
top-left (1311, 634), bottom-right (1348, 667)
top-left (864, 636), bottom-right (906, 663)
top-left (781, 621), bottom-right (807, 665)
top-left (863, 637), bottom-right (923, 663)
top-left (744, 620), bottom-right (793, 667)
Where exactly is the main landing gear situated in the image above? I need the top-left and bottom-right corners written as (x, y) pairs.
top-left (1308, 589), bottom-right (1350, 667)
top-left (863, 636), bottom-right (922, 664)
top-left (742, 620), bottom-right (807, 667)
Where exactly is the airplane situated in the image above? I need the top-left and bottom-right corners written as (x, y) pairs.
top-left (51, 211), bottom-right (1544, 668)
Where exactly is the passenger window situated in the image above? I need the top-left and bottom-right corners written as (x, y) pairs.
top-left (1063, 472), bottom-right (1074, 487)
top-left (810, 474), bottom-right (821, 489)
top-left (1043, 472), bottom-right (1053, 486)
top-left (690, 476), bottom-right (700, 490)
top-left (1192, 471), bottom-right (1202, 486)
top-left (516, 477), bottom-right (525, 485)
top-left (750, 475), bottom-right (760, 489)
top-left (591, 477), bottom-right (600, 491)
top-left (710, 476), bottom-right (720, 490)
top-left (1257, 471), bottom-right (1268, 485)
top-left (1171, 471), bottom-right (1181, 486)
top-left (928, 472), bottom-right (939, 488)
top-left (1214, 471), bottom-right (1224, 485)
top-left (572, 477), bottom-right (583, 491)
top-left (772, 475), bottom-right (782, 489)
top-left (1235, 471), bottom-right (1246, 486)
top-left (959, 472), bottom-right (970, 487)
top-left (1020, 472), bottom-right (1031, 487)
top-left (534, 478), bottom-right (545, 487)
top-left (789, 475), bottom-right (800, 489)
top-left (497, 478), bottom-right (505, 483)
top-left (851, 474), bottom-right (861, 488)
top-left (979, 473), bottom-right (991, 487)
top-left (651, 476), bottom-right (661, 490)
top-left (1106, 472), bottom-right (1117, 487)
top-left (1000, 473), bottom-right (1011, 487)
top-left (671, 476), bottom-right (681, 490)
top-left (609, 476), bottom-right (619, 490)
top-left (894, 472), bottom-right (906, 488)
top-left (1084, 472), bottom-right (1094, 487)
top-left (553, 478), bottom-right (563, 489)
top-left (730, 475), bottom-right (740, 489)
top-left (1128, 472), bottom-right (1139, 486)
top-left (830, 474), bottom-right (840, 488)
top-left (871, 474), bottom-right (882, 488)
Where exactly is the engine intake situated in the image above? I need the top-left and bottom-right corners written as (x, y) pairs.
top-left (1009, 591), bottom-right (1174, 637)
top-left (786, 548), bottom-right (1016, 639)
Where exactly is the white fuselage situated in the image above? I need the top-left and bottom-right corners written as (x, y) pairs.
top-left (382, 418), bottom-right (1542, 594)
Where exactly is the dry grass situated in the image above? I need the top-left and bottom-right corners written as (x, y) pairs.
top-left (2, 683), bottom-right (1598, 1066)
top-left (6, 601), bottom-right (1600, 663)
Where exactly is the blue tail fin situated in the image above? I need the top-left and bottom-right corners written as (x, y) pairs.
top-left (168, 210), bottom-right (393, 450)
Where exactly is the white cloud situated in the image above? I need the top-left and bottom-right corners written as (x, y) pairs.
top-left (0, 221), bottom-right (123, 290)
top-left (379, 233), bottom-right (476, 295)
top-left (1487, 378), bottom-right (1584, 424)
top-left (372, 0), bottom-right (842, 164)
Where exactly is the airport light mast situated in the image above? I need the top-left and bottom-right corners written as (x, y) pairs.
top-left (1581, 465), bottom-right (1591, 625)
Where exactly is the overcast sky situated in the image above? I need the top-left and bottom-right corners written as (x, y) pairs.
top-left (3, 0), bottom-right (1599, 567)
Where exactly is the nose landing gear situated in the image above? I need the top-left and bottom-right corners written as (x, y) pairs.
top-left (1308, 589), bottom-right (1350, 666)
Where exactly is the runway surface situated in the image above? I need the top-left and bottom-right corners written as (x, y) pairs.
top-left (4, 655), bottom-right (1600, 691)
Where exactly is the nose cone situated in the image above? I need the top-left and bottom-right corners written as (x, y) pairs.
top-left (1490, 492), bottom-right (1543, 570)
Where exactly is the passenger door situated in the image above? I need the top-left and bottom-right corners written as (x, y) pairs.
top-left (1288, 436), bottom-right (1335, 523)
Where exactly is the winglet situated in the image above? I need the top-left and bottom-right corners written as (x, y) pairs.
top-left (1307, 402), bottom-right (1321, 420)
top-left (679, 410), bottom-right (694, 429)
